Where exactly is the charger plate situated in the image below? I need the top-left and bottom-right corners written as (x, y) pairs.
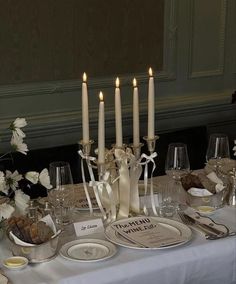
top-left (60, 239), bottom-right (117, 262)
top-left (105, 216), bottom-right (192, 250)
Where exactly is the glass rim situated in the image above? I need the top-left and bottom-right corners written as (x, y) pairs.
top-left (49, 161), bottom-right (70, 168)
top-left (209, 133), bottom-right (228, 138)
top-left (168, 142), bottom-right (187, 148)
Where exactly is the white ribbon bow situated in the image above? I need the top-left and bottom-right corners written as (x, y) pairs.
top-left (89, 171), bottom-right (117, 222)
top-left (78, 150), bottom-right (97, 215)
top-left (139, 152), bottom-right (158, 216)
top-left (115, 148), bottom-right (132, 219)
top-left (129, 155), bottom-right (142, 214)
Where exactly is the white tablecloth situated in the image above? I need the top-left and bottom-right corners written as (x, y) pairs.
top-left (1, 206), bottom-right (236, 284)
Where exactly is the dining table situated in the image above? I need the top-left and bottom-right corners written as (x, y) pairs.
top-left (0, 178), bottom-right (236, 284)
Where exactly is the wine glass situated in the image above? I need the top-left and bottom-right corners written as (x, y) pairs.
top-left (164, 143), bottom-right (190, 211)
top-left (48, 161), bottom-right (74, 226)
top-left (206, 133), bottom-right (230, 174)
top-left (165, 143), bottom-right (190, 180)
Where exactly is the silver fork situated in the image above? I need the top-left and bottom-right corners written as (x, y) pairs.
top-left (178, 212), bottom-right (220, 240)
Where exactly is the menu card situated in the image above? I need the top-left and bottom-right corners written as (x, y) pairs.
top-left (111, 217), bottom-right (185, 248)
top-left (74, 186), bottom-right (98, 209)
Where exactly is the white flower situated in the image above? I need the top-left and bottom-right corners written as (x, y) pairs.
top-left (25, 171), bottom-right (39, 184)
top-left (12, 128), bottom-right (26, 138)
top-left (0, 171), bottom-right (8, 195)
top-left (39, 168), bottom-right (52, 189)
top-left (12, 118), bottom-right (27, 129)
top-left (5, 170), bottom-right (23, 191)
top-left (10, 135), bottom-right (28, 155)
top-left (233, 140), bottom-right (236, 156)
top-left (10, 118), bottom-right (27, 138)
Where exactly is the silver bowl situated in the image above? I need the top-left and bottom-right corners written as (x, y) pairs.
top-left (7, 231), bottom-right (61, 263)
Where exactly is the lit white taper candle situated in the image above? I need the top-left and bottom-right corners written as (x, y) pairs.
top-left (148, 68), bottom-right (155, 139)
top-left (98, 92), bottom-right (105, 164)
top-left (115, 77), bottom-right (123, 147)
top-left (133, 78), bottom-right (140, 147)
top-left (82, 72), bottom-right (89, 143)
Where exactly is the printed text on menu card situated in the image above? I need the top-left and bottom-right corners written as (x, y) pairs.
top-left (112, 217), bottom-right (185, 248)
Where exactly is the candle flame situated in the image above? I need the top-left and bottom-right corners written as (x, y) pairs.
top-left (133, 78), bottom-right (137, 87)
top-left (83, 72), bottom-right (87, 82)
top-left (99, 91), bottom-right (104, 101)
top-left (148, 67), bottom-right (153, 77)
top-left (115, 77), bottom-right (120, 88)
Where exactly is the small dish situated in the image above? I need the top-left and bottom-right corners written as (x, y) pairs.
top-left (60, 239), bottom-right (117, 262)
top-left (3, 256), bottom-right (28, 270)
top-left (195, 206), bottom-right (216, 215)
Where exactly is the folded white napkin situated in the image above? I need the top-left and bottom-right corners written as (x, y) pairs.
top-left (0, 203), bottom-right (15, 220)
top-left (207, 172), bottom-right (223, 184)
top-left (14, 190), bottom-right (30, 215)
top-left (188, 187), bottom-right (213, 197)
top-left (207, 172), bottom-right (225, 193)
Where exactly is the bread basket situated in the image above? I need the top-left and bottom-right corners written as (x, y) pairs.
top-left (186, 186), bottom-right (228, 211)
top-left (181, 171), bottom-right (230, 212)
top-left (7, 230), bottom-right (61, 263)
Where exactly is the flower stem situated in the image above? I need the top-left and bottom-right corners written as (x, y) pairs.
top-left (0, 152), bottom-right (11, 160)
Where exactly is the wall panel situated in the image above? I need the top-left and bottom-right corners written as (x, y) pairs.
top-left (0, 0), bottom-right (235, 153)
top-left (188, 0), bottom-right (226, 78)
top-left (0, 0), bottom-right (164, 85)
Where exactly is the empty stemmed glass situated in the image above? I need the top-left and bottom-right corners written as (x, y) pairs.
top-left (164, 143), bottom-right (190, 211)
top-left (48, 161), bottom-right (75, 226)
top-left (206, 133), bottom-right (230, 175)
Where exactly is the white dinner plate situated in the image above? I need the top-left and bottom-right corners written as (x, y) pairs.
top-left (105, 216), bottom-right (192, 250)
top-left (60, 239), bottom-right (117, 262)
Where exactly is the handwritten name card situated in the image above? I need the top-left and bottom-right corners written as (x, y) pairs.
top-left (74, 218), bottom-right (104, 237)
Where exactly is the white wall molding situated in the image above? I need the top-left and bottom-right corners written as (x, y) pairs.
top-left (161, 0), bottom-right (178, 80)
top-left (0, 0), bottom-right (177, 100)
top-left (0, 89), bottom-right (233, 148)
top-left (0, 73), bottom-right (170, 100)
top-left (2, 101), bottom-right (234, 151)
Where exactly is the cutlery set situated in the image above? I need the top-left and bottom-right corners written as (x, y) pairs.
top-left (178, 212), bottom-right (236, 240)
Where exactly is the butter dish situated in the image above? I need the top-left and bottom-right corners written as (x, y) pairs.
top-left (3, 256), bottom-right (28, 270)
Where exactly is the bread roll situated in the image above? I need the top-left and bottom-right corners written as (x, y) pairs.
top-left (8, 216), bottom-right (54, 244)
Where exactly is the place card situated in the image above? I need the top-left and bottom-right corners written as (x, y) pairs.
top-left (111, 217), bottom-right (185, 248)
top-left (74, 218), bottom-right (104, 237)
